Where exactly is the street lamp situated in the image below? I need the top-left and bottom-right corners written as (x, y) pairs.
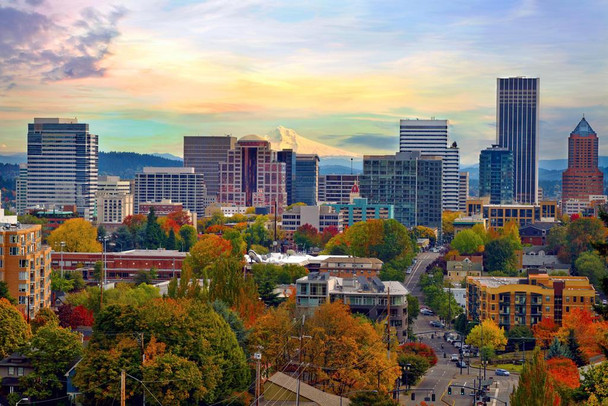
top-left (16, 397), bottom-right (29, 405)
top-left (404, 363), bottom-right (411, 391)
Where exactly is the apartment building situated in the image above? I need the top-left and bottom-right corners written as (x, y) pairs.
top-left (319, 256), bottom-right (383, 278)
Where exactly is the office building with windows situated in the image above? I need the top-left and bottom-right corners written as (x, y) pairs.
top-left (16, 164), bottom-right (27, 215)
top-left (399, 119), bottom-right (460, 211)
top-left (562, 117), bottom-right (603, 202)
top-left (295, 154), bottom-right (320, 206)
top-left (134, 167), bottom-right (207, 215)
top-left (183, 135), bottom-right (236, 199)
top-left (459, 172), bottom-right (469, 212)
top-left (467, 273), bottom-right (595, 330)
top-left (479, 145), bottom-right (514, 204)
top-left (496, 77), bottom-right (540, 204)
top-left (277, 149), bottom-right (296, 205)
top-left (465, 198), bottom-right (557, 229)
top-left (26, 118), bottom-right (98, 221)
top-left (361, 151), bottom-right (442, 229)
top-left (318, 174), bottom-right (359, 204)
top-left (218, 135), bottom-right (286, 212)
top-left (96, 176), bottom-right (134, 226)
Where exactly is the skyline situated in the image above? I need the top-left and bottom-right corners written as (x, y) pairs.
top-left (0, 0), bottom-right (606, 165)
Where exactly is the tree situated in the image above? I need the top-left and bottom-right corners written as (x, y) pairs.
top-left (30, 307), bottom-right (59, 333)
top-left (465, 319), bottom-right (507, 350)
top-left (484, 237), bottom-right (518, 273)
top-left (581, 362), bottom-right (608, 402)
top-left (412, 225), bottom-right (437, 244)
top-left (166, 228), bottom-right (177, 250)
top-left (532, 318), bottom-right (559, 348)
top-left (243, 215), bottom-right (271, 248)
top-left (350, 391), bottom-right (398, 405)
top-left (51, 270), bottom-right (75, 292)
top-left (510, 348), bottom-right (561, 406)
top-left (48, 218), bottom-right (102, 252)
top-left (0, 298), bottom-right (31, 358)
top-left (133, 268), bottom-right (158, 285)
top-left (442, 211), bottom-right (463, 237)
top-left (183, 234), bottom-right (234, 277)
top-left (406, 294), bottom-right (419, 324)
top-left (398, 354), bottom-right (430, 385)
top-left (546, 338), bottom-right (572, 360)
top-left (547, 357), bottom-right (580, 390)
top-left (320, 225), bottom-right (340, 246)
top-left (565, 329), bottom-right (588, 367)
top-left (21, 324), bottom-right (84, 400)
top-left (167, 209), bottom-right (192, 227)
top-left (566, 218), bottom-right (608, 262)
top-left (0, 280), bottom-right (16, 305)
top-left (507, 325), bottom-right (534, 350)
top-left (451, 229), bottom-right (484, 254)
top-left (179, 224), bottom-right (198, 252)
top-left (547, 225), bottom-right (567, 255)
top-left (112, 225), bottom-right (134, 251)
top-left (293, 224), bottom-right (320, 250)
top-left (57, 304), bottom-right (95, 329)
top-left (144, 208), bottom-right (164, 249)
top-left (574, 251), bottom-right (606, 287)
top-left (398, 342), bottom-right (437, 367)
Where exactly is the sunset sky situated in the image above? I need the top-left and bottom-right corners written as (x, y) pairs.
top-left (0, 0), bottom-right (606, 164)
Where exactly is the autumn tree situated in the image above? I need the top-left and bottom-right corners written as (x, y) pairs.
top-left (580, 362), bottom-right (608, 403)
top-left (510, 348), bottom-right (561, 406)
top-left (451, 229), bottom-right (484, 255)
top-left (465, 319), bottom-right (507, 350)
top-left (398, 342), bottom-right (437, 366)
top-left (547, 357), bottom-right (580, 391)
top-left (183, 234), bottom-right (234, 277)
top-left (57, 304), bottom-right (95, 329)
top-left (320, 225), bottom-right (340, 246)
top-left (48, 218), bottom-right (102, 252)
top-left (21, 324), bottom-right (84, 401)
top-left (442, 210), bottom-right (462, 237)
top-left (0, 298), bottom-right (31, 358)
top-left (532, 318), bottom-right (559, 348)
top-left (294, 223), bottom-right (321, 250)
top-left (412, 225), bottom-right (437, 244)
top-left (574, 251), bottom-right (607, 287)
top-left (30, 307), bottom-right (59, 333)
top-left (566, 217), bottom-right (607, 262)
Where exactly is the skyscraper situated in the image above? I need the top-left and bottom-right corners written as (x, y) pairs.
top-left (479, 145), bottom-right (514, 204)
top-left (26, 118), bottom-right (98, 221)
top-left (399, 119), bottom-right (460, 211)
top-left (458, 172), bottom-right (469, 212)
top-left (360, 151), bottom-right (442, 229)
top-left (183, 135), bottom-right (236, 199)
top-left (295, 154), bottom-right (320, 206)
top-left (15, 163), bottom-right (27, 215)
top-left (496, 77), bottom-right (539, 204)
top-left (277, 149), bottom-right (296, 205)
top-left (562, 117), bottom-right (603, 201)
top-left (218, 135), bottom-right (286, 211)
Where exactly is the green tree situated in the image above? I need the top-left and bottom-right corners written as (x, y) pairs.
top-left (166, 228), bottom-right (177, 250)
top-left (243, 216), bottom-right (271, 248)
top-left (113, 225), bottom-right (134, 251)
top-left (350, 391), bottom-right (398, 406)
top-left (406, 294), bottom-right (419, 324)
top-left (30, 307), bottom-right (59, 334)
top-left (507, 325), bottom-right (534, 350)
top-left (0, 281), bottom-right (16, 305)
top-left (451, 229), bottom-right (484, 254)
top-left (145, 208), bottom-right (165, 249)
top-left (484, 237), bottom-right (518, 274)
top-left (0, 298), bottom-right (31, 358)
top-left (580, 361), bottom-right (608, 402)
top-left (51, 270), bottom-right (75, 292)
top-left (547, 225), bottom-right (567, 254)
top-left (92, 260), bottom-right (103, 282)
top-left (566, 329), bottom-right (587, 367)
top-left (546, 337), bottom-right (572, 360)
top-left (179, 225), bottom-right (197, 252)
top-left (21, 324), bottom-right (83, 400)
top-left (510, 348), bottom-right (561, 406)
top-left (133, 268), bottom-right (159, 285)
top-left (398, 353), bottom-right (430, 385)
top-left (566, 217), bottom-right (607, 262)
top-left (66, 271), bottom-right (86, 291)
top-left (574, 251), bottom-right (606, 287)
top-left (212, 300), bottom-right (250, 354)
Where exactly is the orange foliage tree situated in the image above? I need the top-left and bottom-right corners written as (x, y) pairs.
top-left (183, 234), bottom-right (233, 277)
top-left (398, 343), bottom-right (437, 366)
top-left (167, 210), bottom-right (192, 227)
top-left (532, 318), bottom-right (559, 348)
top-left (546, 357), bottom-right (580, 389)
top-left (557, 308), bottom-right (600, 358)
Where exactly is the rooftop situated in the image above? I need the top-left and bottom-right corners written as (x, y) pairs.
top-left (571, 117), bottom-right (596, 137)
top-left (141, 167), bottom-right (195, 174)
top-left (321, 256), bottom-right (383, 264)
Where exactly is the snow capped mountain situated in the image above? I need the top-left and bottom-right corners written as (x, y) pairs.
top-left (265, 126), bottom-right (358, 157)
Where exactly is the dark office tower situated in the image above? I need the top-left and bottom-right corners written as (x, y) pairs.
top-left (562, 117), bottom-right (603, 200)
top-left (183, 135), bottom-right (236, 199)
top-left (27, 118), bottom-right (98, 221)
top-left (295, 154), bottom-right (320, 205)
top-left (277, 149), bottom-right (296, 205)
top-left (360, 151), bottom-right (442, 229)
top-left (479, 145), bottom-right (514, 204)
top-left (496, 77), bottom-right (539, 204)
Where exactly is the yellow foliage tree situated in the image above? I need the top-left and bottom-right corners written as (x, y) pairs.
top-left (48, 218), bottom-right (102, 252)
top-left (442, 211), bottom-right (462, 236)
top-left (465, 319), bottom-right (507, 350)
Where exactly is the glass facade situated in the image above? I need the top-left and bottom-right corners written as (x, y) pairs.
top-left (479, 145), bottom-right (513, 204)
top-left (294, 154), bottom-right (319, 205)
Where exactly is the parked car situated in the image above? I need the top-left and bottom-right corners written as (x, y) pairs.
top-left (450, 354), bottom-right (459, 362)
top-left (430, 320), bottom-right (445, 328)
top-left (456, 360), bottom-right (468, 368)
top-left (495, 368), bottom-right (510, 376)
top-left (406, 267), bottom-right (413, 274)
top-left (420, 308), bottom-right (434, 316)
top-left (454, 341), bottom-right (462, 348)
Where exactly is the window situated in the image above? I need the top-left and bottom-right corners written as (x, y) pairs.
top-left (546, 296), bottom-right (550, 302)
top-left (8, 367), bottom-right (14, 376)
top-left (19, 271), bottom-right (27, 280)
top-left (9, 247), bottom-right (19, 255)
top-left (17, 367), bottom-right (24, 376)
top-left (18, 284), bottom-right (27, 293)
top-left (566, 297), bottom-right (570, 302)
top-left (566, 306), bottom-right (570, 312)
top-left (573, 297), bottom-right (577, 303)
top-left (546, 306), bottom-right (550, 312)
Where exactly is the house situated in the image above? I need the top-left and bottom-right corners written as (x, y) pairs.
top-left (263, 372), bottom-right (349, 405)
top-left (520, 222), bottom-right (558, 246)
top-left (446, 256), bottom-right (483, 283)
top-left (0, 354), bottom-right (33, 396)
top-left (522, 247), bottom-right (570, 273)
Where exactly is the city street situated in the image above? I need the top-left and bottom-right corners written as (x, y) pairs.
top-left (399, 250), bottom-right (519, 405)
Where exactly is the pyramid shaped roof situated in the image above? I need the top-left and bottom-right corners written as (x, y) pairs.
top-left (571, 117), bottom-right (596, 137)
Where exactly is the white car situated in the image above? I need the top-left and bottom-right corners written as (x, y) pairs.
top-left (420, 308), bottom-right (434, 316)
top-left (454, 341), bottom-right (462, 348)
top-left (450, 354), bottom-right (459, 362)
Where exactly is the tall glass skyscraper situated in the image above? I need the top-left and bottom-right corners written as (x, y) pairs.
top-left (295, 154), bottom-right (319, 206)
top-left (399, 119), bottom-right (460, 211)
top-left (479, 145), bottom-right (514, 204)
top-left (183, 135), bottom-right (236, 199)
top-left (496, 77), bottom-right (539, 204)
top-left (277, 149), bottom-right (296, 205)
top-left (26, 118), bottom-right (98, 221)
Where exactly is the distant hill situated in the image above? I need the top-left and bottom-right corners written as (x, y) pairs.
top-left (320, 165), bottom-right (362, 175)
top-left (0, 153), bottom-right (26, 164)
top-left (151, 153), bottom-right (183, 161)
top-left (99, 152), bottom-right (182, 179)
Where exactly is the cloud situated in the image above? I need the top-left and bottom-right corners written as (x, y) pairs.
top-left (0, 4), bottom-right (126, 87)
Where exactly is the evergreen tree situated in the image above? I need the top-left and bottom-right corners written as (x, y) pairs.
top-left (511, 348), bottom-right (561, 406)
top-left (144, 208), bottom-right (164, 249)
top-left (0, 281), bottom-right (16, 305)
top-left (566, 329), bottom-right (588, 366)
top-left (546, 337), bottom-right (572, 360)
top-left (166, 228), bottom-right (177, 250)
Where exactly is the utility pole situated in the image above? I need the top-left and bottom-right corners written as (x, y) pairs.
top-left (140, 332), bottom-right (146, 406)
top-left (387, 286), bottom-right (391, 360)
top-left (290, 315), bottom-right (311, 406)
top-left (254, 347), bottom-right (263, 406)
top-left (120, 369), bottom-right (126, 406)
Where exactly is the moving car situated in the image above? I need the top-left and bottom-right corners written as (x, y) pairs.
top-left (456, 360), bottom-right (468, 368)
top-left (450, 354), bottom-right (459, 362)
top-left (495, 368), bottom-right (510, 376)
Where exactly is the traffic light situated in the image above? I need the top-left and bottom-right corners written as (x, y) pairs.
top-left (432, 393), bottom-right (436, 401)
top-left (461, 387), bottom-right (465, 395)
top-left (411, 393), bottom-right (415, 401)
top-left (448, 386), bottom-right (452, 395)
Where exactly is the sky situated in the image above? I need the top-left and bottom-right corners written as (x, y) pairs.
top-left (0, 0), bottom-right (606, 165)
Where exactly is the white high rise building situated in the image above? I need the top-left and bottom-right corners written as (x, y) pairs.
top-left (399, 119), bottom-right (460, 211)
top-left (96, 176), bottom-right (134, 225)
top-left (26, 118), bottom-right (98, 221)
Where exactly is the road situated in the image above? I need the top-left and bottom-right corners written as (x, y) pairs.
top-left (399, 250), bottom-right (518, 406)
